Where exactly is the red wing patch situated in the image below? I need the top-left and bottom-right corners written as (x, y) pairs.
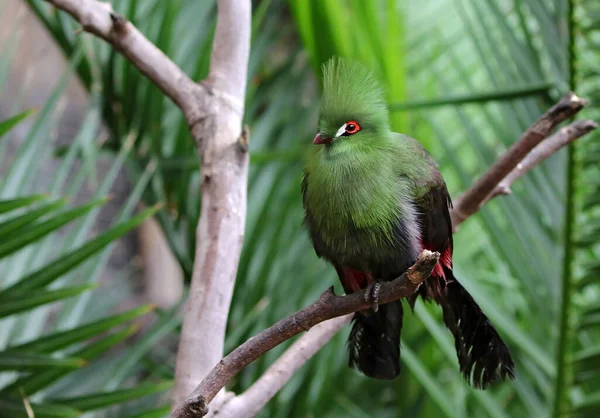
top-left (341, 268), bottom-right (373, 293)
top-left (430, 246), bottom-right (453, 279)
top-left (419, 244), bottom-right (453, 302)
top-left (419, 235), bottom-right (453, 281)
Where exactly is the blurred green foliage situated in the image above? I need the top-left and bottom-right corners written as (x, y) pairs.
top-left (0, 108), bottom-right (172, 416)
top-left (1, 0), bottom-right (597, 417)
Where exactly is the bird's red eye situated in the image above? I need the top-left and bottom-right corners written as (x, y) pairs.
top-left (345, 120), bottom-right (360, 134)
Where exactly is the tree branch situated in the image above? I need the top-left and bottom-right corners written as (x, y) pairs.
top-left (43, 0), bottom-right (203, 122)
top-left (487, 119), bottom-right (598, 201)
top-left (450, 92), bottom-right (587, 228)
top-left (173, 0), bottom-right (251, 409)
top-left (217, 316), bottom-right (352, 417)
top-left (42, 0), bottom-right (251, 411)
top-left (170, 251), bottom-right (440, 418)
top-left (217, 316), bottom-right (353, 418)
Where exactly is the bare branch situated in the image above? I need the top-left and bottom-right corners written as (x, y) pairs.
top-left (173, 0), bottom-right (251, 408)
top-left (170, 251), bottom-right (440, 418)
top-left (487, 119), bottom-right (598, 200)
top-left (215, 316), bottom-right (352, 417)
top-left (43, 0), bottom-right (202, 121)
top-left (207, 0), bottom-right (250, 101)
top-left (450, 92), bottom-right (587, 228)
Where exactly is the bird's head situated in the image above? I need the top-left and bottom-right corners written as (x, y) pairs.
top-left (313, 57), bottom-right (390, 152)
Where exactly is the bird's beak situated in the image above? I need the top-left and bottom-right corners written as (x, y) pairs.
top-left (313, 132), bottom-right (332, 145)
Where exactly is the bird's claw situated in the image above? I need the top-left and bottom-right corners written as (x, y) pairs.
top-left (364, 282), bottom-right (381, 313)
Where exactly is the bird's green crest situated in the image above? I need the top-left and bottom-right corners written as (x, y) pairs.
top-left (319, 57), bottom-right (390, 138)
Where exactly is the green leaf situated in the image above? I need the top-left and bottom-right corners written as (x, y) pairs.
top-left (574, 369), bottom-right (600, 385)
top-left (388, 82), bottom-right (554, 111)
top-left (0, 352), bottom-right (85, 371)
top-left (401, 343), bottom-right (462, 418)
top-left (0, 396), bottom-right (80, 418)
top-left (0, 109), bottom-right (36, 140)
top-left (0, 285), bottom-right (95, 318)
top-left (3, 325), bottom-right (138, 395)
top-left (24, 0), bottom-right (93, 88)
top-left (120, 405), bottom-right (171, 418)
top-left (0, 197), bottom-right (107, 260)
top-left (570, 391), bottom-right (600, 415)
top-left (572, 346), bottom-right (600, 365)
top-left (4, 205), bottom-right (161, 294)
top-left (50, 160), bottom-right (159, 331)
top-left (578, 314), bottom-right (600, 330)
top-left (1, 47), bottom-right (82, 196)
top-left (413, 304), bottom-right (510, 418)
top-left (103, 304), bottom-right (181, 389)
top-left (49, 381), bottom-right (172, 411)
top-left (6, 305), bottom-right (154, 354)
top-left (0, 199), bottom-right (68, 240)
top-left (0, 195), bottom-right (47, 214)
top-left (582, 302), bottom-right (600, 318)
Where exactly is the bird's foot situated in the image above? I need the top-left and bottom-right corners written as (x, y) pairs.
top-left (364, 282), bottom-right (381, 313)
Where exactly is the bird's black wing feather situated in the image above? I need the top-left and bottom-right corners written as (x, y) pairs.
top-left (413, 182), bottom-right (515, 388)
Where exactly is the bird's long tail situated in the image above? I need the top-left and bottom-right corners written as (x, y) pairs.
top-left (441, 268), bottom-right (515, 388)
top-left (347, 300), bottom-right (403, 380)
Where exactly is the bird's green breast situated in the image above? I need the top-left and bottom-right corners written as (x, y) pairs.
top-left (303, 143), bottom-right (410, 260)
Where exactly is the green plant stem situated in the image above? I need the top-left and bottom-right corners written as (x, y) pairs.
top-left (388, 82), bottom-right (554, 111)
top-left (552, 0), bottom-right (577, 416)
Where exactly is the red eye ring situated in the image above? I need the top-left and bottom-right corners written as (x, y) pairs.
top-left (345, 120), bottom-right (360, 134)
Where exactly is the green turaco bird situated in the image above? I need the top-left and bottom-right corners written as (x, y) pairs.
top-left (302, 57), bottom-right (515, 388)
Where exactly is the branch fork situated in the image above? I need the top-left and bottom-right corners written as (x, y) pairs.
top-left (451, 92), bottom-right (593, 229)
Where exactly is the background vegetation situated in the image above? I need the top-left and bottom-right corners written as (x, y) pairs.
top-left (0, 0), bottom-right (598, 417)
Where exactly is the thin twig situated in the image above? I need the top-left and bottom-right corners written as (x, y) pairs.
top-left (215, 315), bottom-right (352, 417)
top-left (487, 119), bottom-right (598, 201)
top-left (450, 92), bottom-right (587, 228)
top-left (43, 0), bottom-right (202, 121)
top-left (169, 251), bottom-right (440, 418)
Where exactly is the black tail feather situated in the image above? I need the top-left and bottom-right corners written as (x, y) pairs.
top-left (441, 269), bottom-right (515, 388)
top-left (347, 300), bottom-right (403, 380)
